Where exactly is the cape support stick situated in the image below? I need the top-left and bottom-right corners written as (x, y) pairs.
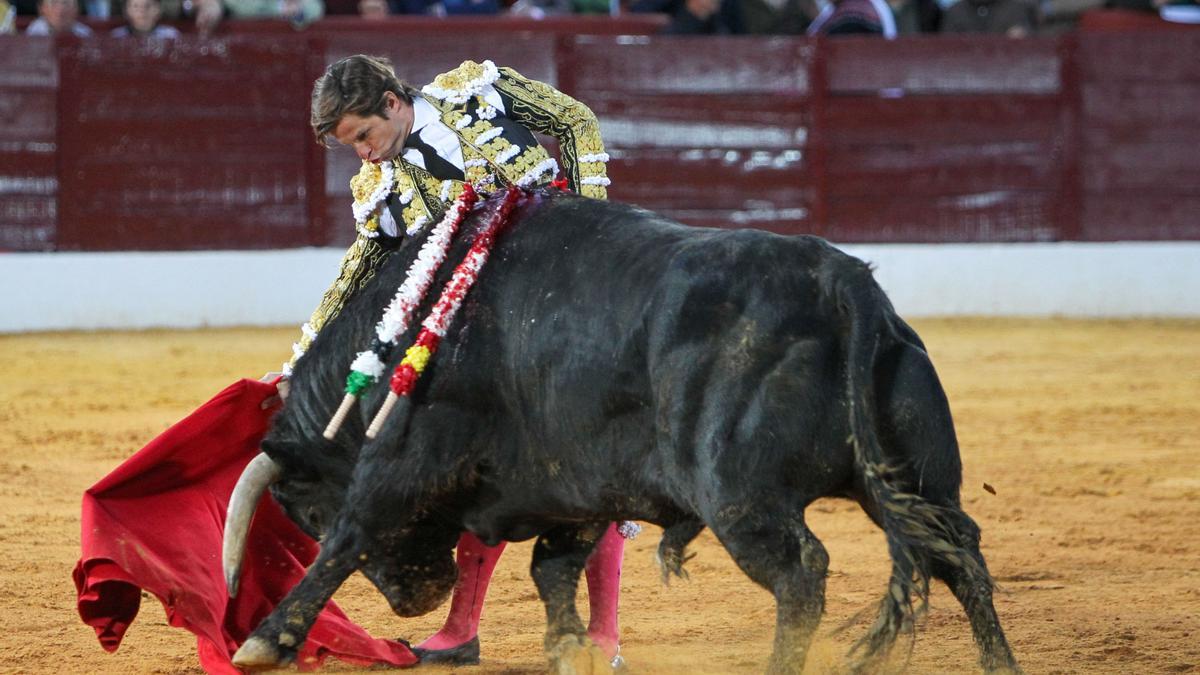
top-left (322, 185), bottom-right (479, 440)
top-left (366, 185), bottom-right (523, 439)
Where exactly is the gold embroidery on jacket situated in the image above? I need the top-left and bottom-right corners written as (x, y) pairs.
top-left (422, 60), bottom-right (499, 104)
top-left (435, 99), bottom-right (551, 189)
top-left (492, 67), bottom-right (608, 200)
top-left (405, 162), bottom-right (465, 226)
top-left (289, 234), bottom-right (390, 367)
top-left (347, 160), bottom-right (426, 236)
top-left (295, 61), bottom-right (609, 365)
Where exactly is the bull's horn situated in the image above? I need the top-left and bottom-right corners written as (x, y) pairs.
top-left (222, 452), bottom-right (282, 598)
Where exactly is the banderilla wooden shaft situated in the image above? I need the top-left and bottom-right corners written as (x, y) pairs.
top-left (365, 391), bottom-right (401, 440)
top-left (322, 393), bottom-right (357, 440)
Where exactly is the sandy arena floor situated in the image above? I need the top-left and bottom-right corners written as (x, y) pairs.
top-left (1, 319), bottom-right (1198, 674)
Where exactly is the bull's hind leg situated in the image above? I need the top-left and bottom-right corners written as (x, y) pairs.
top-left (930, 515), bottom-right (1021, 674)
top-left (710, 504), bottom-right (829, 675)
top-left (530, 523), bottom-right (614, 675)
top-left (876, 338), bottom-right (1020, 673)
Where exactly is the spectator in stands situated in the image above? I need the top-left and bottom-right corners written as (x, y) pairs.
top-left (507, 0), bottom-right (574, 17)
top-left (569, 0), bottom-right (612, 13)
top-left (1038, 0), bottom-right (1101, 31)
top-left (504, 0), bottom-right (611, 17)
top-left (888, 0), bottom-right (941, 31)
top-left (193, 0), bottom-right (222, 32)
top-left (1157, 0), bottom-right (1199, 22)
top-left (111, 0), bottom-right (182, 35)
top-left (25, 0), bottom-right (93, 34)
top-left (740, 0), bottom-right (818, 32)
top-left (940, 0), bottom-right (1039, 35)
top-left (1094, 0), bottom-right (1200, 22)
top-left (1101, 0), bottom-right (1167, 12)
top-left (224, 0), bottom-right (324, 24)
top-left (1164, 2), bottom-right (1200, 19)
top-left (106, 0), bottom-right (222, 33)
top-left (388, 0), bottom-right (497, 15)
top-left (358, 0), bottom-right (388, 17)
top-left (806, 0), bottom-right (898, 35)
top-left (0, 0), bottom-right (15, 32)
top-left (630, 0), bottom-right (818, 33)
top-left (81, 0), bottom-right (108, 17)
top-left (627, 0), bottom-right (744, 33)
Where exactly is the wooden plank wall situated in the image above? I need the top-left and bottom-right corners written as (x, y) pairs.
top-left (0, 38), bottom-right (57, 251)
top-left (0, 27), bottom-right (1196, 250)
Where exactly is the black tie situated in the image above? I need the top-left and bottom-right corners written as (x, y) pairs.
top-left (404, 131), bottom-right (466, 182)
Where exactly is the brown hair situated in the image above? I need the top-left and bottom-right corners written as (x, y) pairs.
top-left (310, 55), bottom-right (420, 146)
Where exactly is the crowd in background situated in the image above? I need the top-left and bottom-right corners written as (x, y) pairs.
top-left (0, 0), bottom-right (1195, 45)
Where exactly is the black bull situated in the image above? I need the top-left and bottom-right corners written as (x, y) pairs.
top-left (223, 189), bottom-right (1019, 673)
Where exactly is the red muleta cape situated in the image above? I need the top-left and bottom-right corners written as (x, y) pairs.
top-left (72, 378), bottom-right (416, 673)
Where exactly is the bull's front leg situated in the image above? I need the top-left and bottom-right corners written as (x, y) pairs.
top-left (232, 524), bottom-right (363, 669)
top-left (530, 523), bottom-right (614, 675)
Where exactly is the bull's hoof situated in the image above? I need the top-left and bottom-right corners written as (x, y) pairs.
top-left (547, 634), bottom-right (614, 675)
top-left (231, 635), bottom-right (292, 670)
top-left (411, 636), bottom-right (481, 665)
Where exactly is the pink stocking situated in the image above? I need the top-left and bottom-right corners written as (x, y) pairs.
top-left (584, 522), bottom-right (625, 659)
top-left (416, 532), bottom-right (506, 650)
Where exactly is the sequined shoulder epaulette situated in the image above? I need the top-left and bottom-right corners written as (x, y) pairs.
top-left (421, 60), bottom-right (500, 106)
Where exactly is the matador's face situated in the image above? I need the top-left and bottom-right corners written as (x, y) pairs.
top-left (333, 91), bottom-right (414, 165)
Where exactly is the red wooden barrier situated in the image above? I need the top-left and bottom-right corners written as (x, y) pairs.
top-left (0, 38), bottom-right (57, 251)
top-left (1077, 32), bottom-right (1200, 241)
top-left (55, 38), bottom-right (322, 251)
top-left (820, 36), bottom-right (1067, 242)
top-left (0, 26), bottom-right (1197, 250)
top-left (573, 36), bottom-right (815, 234)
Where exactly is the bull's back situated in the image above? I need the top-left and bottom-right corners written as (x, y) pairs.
top-left (459, 195), bottom-right (861, 501)
top-left (466, 195), bottom-right (848, 398)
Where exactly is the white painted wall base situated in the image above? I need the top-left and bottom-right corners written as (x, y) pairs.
top-left (2, 242), bottom-right (1198, 333)
top-left (841, 242), bottom-right (1200, 319)
top-left (0, 250), bottom-right (342, 333)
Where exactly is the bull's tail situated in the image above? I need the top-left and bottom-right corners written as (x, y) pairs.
top-left (827, 256), bottom-right (990, 670)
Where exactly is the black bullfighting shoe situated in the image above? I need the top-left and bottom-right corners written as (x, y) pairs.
top-left (411, 635), bottom-right (482, 665)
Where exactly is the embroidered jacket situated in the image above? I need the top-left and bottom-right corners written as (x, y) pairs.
top-left (285, 60), bottom-right (610, 372)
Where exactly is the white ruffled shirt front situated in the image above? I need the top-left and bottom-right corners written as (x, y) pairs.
top-left (377, 91), bottom-right (508, 239)
top-left (402, 90), bottom-right (507, 176)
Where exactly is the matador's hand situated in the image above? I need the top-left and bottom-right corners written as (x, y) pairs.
top-left (259, 372), bottom-right (290, 409)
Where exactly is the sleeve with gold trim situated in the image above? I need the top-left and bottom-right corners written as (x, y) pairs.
top-left (284, 234), bottom-right (391, 373)
top-left (491, 67), bottom-right (610, 200)
top-left (284, 161), bottom-right (399, 373)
